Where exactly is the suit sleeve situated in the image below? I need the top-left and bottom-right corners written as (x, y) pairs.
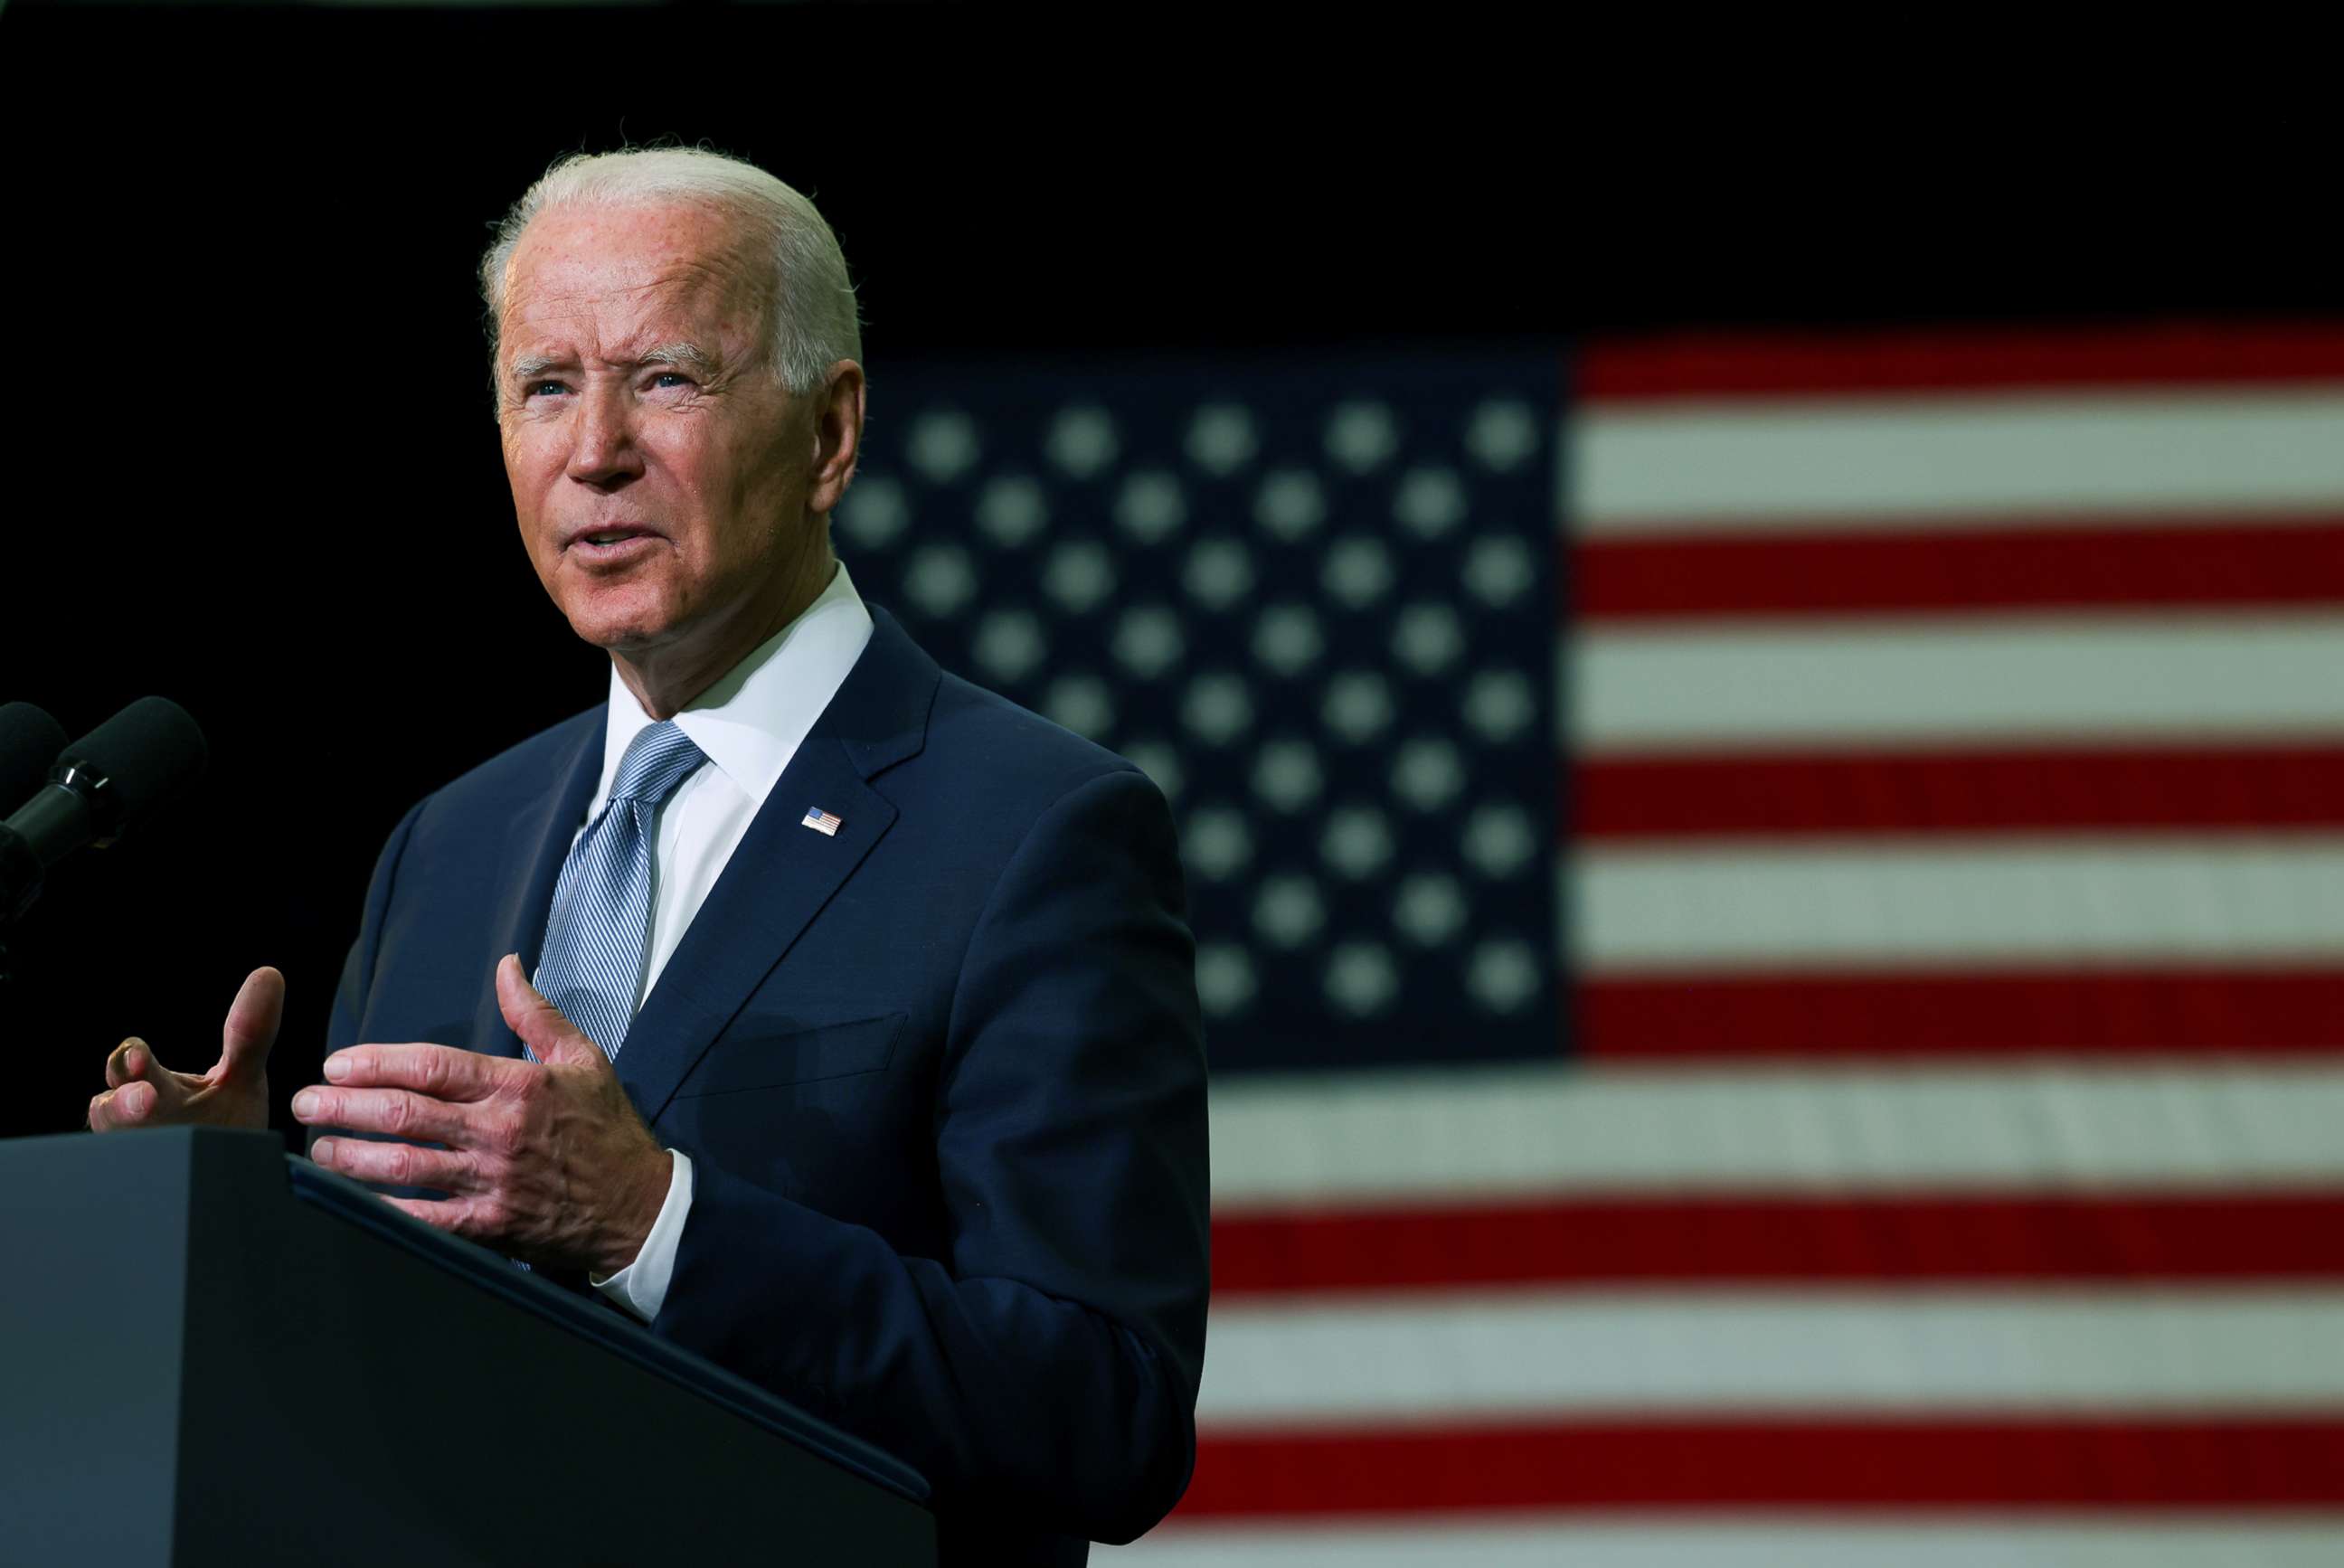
top-left (650, 766), bottom-right (1211, 1544)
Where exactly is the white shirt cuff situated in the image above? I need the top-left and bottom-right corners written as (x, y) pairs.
top-left (591, 1148), bottom-right (694, 1323)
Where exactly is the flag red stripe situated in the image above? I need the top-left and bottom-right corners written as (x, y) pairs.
top-left (1578, 323), bottom-right (2344, 401)
top-left (1577, 970), bottom-right (2344, 1058)
top-left (1213, 1194), bottom-right (2344, 1295)
top-left (1571, 520), bottom-right (2344, 619)
top-left (1572, 747), bottom-right (2344, 839)
top-left (1179, 1417), bottom-right (2344, 1515)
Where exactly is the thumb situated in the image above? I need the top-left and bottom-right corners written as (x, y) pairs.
top-left (496, 953), bottom-right (605, 1068)
top-left (216, 967), bottom-right (286, 1084)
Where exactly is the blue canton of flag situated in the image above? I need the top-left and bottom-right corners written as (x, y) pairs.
top-left (838, 358), bottom-right (1562, 1073)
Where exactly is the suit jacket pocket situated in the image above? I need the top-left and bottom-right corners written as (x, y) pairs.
top-left (674, 1012), bottom-right (907, 1097)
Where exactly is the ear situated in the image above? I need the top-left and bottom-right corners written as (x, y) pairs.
top-left (807, 358), bottom-right (866, 516)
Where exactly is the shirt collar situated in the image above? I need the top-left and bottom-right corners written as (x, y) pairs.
top-left (595, 561), bottom-right (874, 814)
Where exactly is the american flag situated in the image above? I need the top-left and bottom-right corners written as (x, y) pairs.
top-left (841, 326), bottom-right (2344, 1565)
top-left (801, 806), bottom-right (845, 837)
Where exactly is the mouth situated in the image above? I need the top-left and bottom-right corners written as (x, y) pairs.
top-left (563, 525), bottom-right (666, 565)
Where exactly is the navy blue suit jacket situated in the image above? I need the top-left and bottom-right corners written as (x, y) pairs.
top-left (326, 608), bottom-right (1210, 1563)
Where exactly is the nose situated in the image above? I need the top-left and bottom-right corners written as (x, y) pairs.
top-left (566, 383), bottom-right (644, 488)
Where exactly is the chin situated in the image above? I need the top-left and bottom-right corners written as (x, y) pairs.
top-left (558, 590), bottom-right (683, 656)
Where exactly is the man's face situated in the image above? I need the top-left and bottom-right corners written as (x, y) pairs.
top-left (496, 202), bottom-right (831, 664)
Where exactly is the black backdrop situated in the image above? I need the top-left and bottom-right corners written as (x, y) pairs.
top-left (2, 4), bottom-right (2333, 1138)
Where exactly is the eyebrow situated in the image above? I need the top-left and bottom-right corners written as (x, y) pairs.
top-left (506, 341), bottom-right (714, 383)
top-left (639, 341), bottom-right (714, 374)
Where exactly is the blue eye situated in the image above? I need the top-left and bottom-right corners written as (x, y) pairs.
top-left (652, 372), bottom-right (692, 390)
top-left (525, 380), bottom-right (567, 399)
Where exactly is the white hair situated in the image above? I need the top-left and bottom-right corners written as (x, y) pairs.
top-left (480, 146), bottom-right (862, 395)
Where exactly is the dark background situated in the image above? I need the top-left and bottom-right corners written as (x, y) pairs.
top-left (2, 4), bottom-right (2333, 1138)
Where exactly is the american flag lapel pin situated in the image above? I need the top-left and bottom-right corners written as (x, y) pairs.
top-left (801, 807), bottom-right (843, 837)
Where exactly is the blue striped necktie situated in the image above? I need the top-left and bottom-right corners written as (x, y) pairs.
top-left (530, 720), bottom-right (709, 1063)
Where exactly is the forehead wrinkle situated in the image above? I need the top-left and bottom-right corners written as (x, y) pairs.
top-left (501, 220), bottom-right (771, 375)
top-left (515, 251), bottom-right (747, 312)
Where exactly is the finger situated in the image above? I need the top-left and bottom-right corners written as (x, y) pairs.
top-left (104, 1037), bottom-right (155, 1091)
top-left (311, 1136), bottom-right (474, 1193)
top-left (99, 1041), bottom-right (185, 1121)
top-left (216, 967), bottom-right (286, 1083)
top-left (322, 1043), bottom-right (505, 1101)
top-left (291, 1086), bottom-right (472, 1146)
top-left (496, 952), bottom-right (605, 1069)
top-left (89, 1087), bottom-right (137, 1132)
top-left (90, 1067), bottom-right (175, 1128)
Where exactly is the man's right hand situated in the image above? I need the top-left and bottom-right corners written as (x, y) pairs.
top-left (86, 967), bottom-right (286, 1133)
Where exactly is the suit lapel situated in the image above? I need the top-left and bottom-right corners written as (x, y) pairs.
top-left (613, 742), bottom-right (894, 1123)
top-left (472, 711), bottom-right (606, 1061)
top-left (615, 608), bottom-right (939, 1125)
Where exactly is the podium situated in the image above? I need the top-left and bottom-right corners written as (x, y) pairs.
top-left (0, 1129), bottom-right (936, 1566)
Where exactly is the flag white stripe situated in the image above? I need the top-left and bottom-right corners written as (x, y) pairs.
top-left (1570, 841), bottom-right (2344, 969)
top-left (1569, 391), bottom-right (2344, 531)
top-left (1196, 1289), bottom-right (2344, 1422)
top-left (1107, 1519), bottom-right (2344, 1567)
top-left (1209, 1064), bottom-right (2344, 1204)
top-left (1569, 615), bottom-right (2344, 751)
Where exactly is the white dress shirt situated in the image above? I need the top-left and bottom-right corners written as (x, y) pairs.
top-left (585, 562), bottom-right (874, 1321)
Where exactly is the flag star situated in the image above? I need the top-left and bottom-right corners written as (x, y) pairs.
top-left (1045, 404), bottom-right (1120, 477)
top-left (1326, 400), bottom-right (1400, 473)
top-left (837, 475), bottom-right (909, 549)
top-left (1194, 943), bottom-right (1257, 1016)
top-left (1467, 937), bottom-right (1540, 1012)
top-left (1252, 739), bottom-right (1324, 812)
top-left (1393, 602), bottom-right (1466, 675)
top-left (1464, 534), bottom-right (1536, 606)
top-left (1043, 675), bottom-right (1114, 740)
top-left (1324, 941), bottom-right (1399, 1015)
top-left (1394, 874), bottom-right (1468, 946)
top-left (1043, 541), bottom-right (1116, 613)
top-left (971, 609), bottom-right (1045, 684)
top-left (1184, 539), bottom-right (1257, 611)
top-left (1253, 468), bottom-right (1327, 541)
top-left (1321, 671), bottom-right (1394, 744)
top-left (905, 409), bottom-right (980, 483)
top-left (1122, 739), bottom-right (1185, 803)
top-left (1112, 607), bottom-right (1186, 679)
top-left (1322, 537), bottom-right (1395, 609)
top-left (1465, 397), bottom-right (1540, 471)
top-left (1391, 738), bottom-right (1465, 811)
top-left (1465, 670), bottom-right (1536, 744)
top-left (1252, 604), bottom-right (1325, 676)
top-left (1394, 466), bottom-right (1469, 537)
top-left (976, 475), bottom-right (1050, 549)
top-left (1182, 674), bottom-right (1254, 746)
top-left (902, 545), bottom-right (978, 618)
top-left (1186, 403), bottom-right (1260, 475)
top-left (1252, 875), bottom-right (1326, 947)
top-left (1320, 806), bottom-right (1394, 879)
top-left (1462, 804), bottom-right (1536, 879)
top-left (1185, 806), bottom-right (1255, 882)
top-left (1114, 470), bottom-right (1188, 543)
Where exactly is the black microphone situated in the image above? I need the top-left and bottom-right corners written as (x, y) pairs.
top-left (1, 703), bottom-right (71, 817)
top-left (0, 697), bottom-right (208, 924)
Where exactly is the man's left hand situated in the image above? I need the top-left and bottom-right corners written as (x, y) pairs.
top-left (295, 953), bottom-right (673, 1277)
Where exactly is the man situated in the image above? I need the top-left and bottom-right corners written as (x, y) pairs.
top-left (85, 147), bottom-right (1210, 1564)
